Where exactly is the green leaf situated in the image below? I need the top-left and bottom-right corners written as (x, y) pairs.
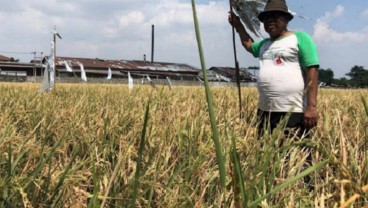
top-left (191, 0), bottom-right (226, 191)
top-left (248, 159), bottom-right (330, 207)
top-left (130, 98), bottom-right (151, 208)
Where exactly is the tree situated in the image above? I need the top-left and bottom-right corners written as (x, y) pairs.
top-left (333, 77), bottom-right (349, 88)
top-left (319, 68), bottom-right (334, 85)
top-left (345, 65), bottom-right (368, 88)
top-left (9, 57), bottom-right (20, 62)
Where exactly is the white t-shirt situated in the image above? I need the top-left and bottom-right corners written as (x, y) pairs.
top-left (251, 32), bottom-right (319, 113)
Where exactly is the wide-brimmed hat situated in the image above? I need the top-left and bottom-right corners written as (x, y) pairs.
top-left (258, 0), bottom-right (293, 22)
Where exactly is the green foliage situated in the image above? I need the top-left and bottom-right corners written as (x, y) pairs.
top-left (191, 0), bottom-right (227, 195)
top-left (318, 66), bottom-right (368, 88)
top-left (345, 65), bottom-right (368, 87)
top-left (332, 77), bottom-right (349, 87)
top-left (319, 68), bottom-right (334, 85)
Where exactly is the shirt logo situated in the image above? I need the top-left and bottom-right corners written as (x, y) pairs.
top-left (274, 53), bottom-right (284, 66)
top-left (261, 48), bottom-right (285, 66)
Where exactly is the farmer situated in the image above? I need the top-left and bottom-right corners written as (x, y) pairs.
top-left (228, 0), bottom-right (319, 137)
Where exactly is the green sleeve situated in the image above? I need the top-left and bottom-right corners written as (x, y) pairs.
top-left (251, 39), bottom-right (268, 58)
top-left (296, 32), bottom-right (319, 69)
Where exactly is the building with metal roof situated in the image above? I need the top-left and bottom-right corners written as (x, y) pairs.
top-left (0, 55), bottom-right (11, 62)
top-left (54, 57), bottom-right (200, 80)
top-left (199, 67), bottom-right (257, 82)
top-left (0, 54), bottom-right (258, 84)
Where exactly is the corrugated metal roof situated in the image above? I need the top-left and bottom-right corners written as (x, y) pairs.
top-left (55, 57), bottom-right (199, 75)
top-left (0, 55), bottom-right (11, 62)
top-left (0, 61), bottom-right (34, 68)
top-left (121, 70), bottom-right (198, 78)
top-left (206, 67), bottom-right (255, 82)
top-left (58, 69), bottom-right (125, 76)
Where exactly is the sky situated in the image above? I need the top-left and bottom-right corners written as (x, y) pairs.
top-left (0, 0), bottom-right (367, 78)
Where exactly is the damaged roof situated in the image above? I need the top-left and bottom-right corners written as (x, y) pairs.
top-left (203, 67), bottom-right (256, 82)
top-left (54, 57), bottom-right (200, 75)
top-left (0, 55), bottom-right (11, 62)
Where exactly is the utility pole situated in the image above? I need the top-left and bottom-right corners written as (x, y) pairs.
top-left (53, 29), bottom-right (56, 92)
top-left (151, 24), bottom-right (154, 63)
top-left (53, 27), bottom-right (62, 93)
top-left (32, 52), bottom-right (36, 79)
top-left (40, 52), bottom-right (43, 76)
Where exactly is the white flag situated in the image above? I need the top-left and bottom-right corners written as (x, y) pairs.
top-left (107, 67), bottom-right (112, 80)
top-left (166, 77), bottom-right (172, 90)
top-left (215, 74), bottom-right (221, 82)
top-left (49, 41), bottom-right (55, 87)
top-left (128, 72), bottom-right (133, 89)
top-left (40, 41), bottom-right (55, 92)
top-left (40, 64), bottom-right (51, 92)
top-left (196, 77), bottom-right (204, 84)
top-left (79, 63), bottom-right (87, 82)
top-left (64, 60), bottom-right (73, 72)
top-left (147, 75), bottom-right (156, 89)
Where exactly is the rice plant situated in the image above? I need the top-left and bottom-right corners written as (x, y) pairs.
top-left (0, 83), bottom-right (367, 207)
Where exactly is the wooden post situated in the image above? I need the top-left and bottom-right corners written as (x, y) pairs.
top-left (151, 25), bottom-right (154, 63)
top-left (53, 31), bottom-right (56, 93)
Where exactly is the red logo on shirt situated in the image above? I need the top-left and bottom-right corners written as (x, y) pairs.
top-left (274, 53), bottom-right (284, 66)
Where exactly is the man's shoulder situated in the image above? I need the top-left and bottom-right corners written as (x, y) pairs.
top-left (251, 38), bottom-right (271, 57)
top-left (254, 38), bottom-right (271, 45)
top-left (294, 31), bottom-right (313, 40)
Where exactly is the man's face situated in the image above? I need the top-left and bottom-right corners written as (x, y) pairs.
top-left (262, 11), bottom-right (289, 39)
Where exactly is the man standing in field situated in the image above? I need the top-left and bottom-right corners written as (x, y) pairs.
top-left (229, 0), bottom-right (319, 137)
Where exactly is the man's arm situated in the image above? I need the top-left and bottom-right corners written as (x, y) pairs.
top-left (228, 12), bottom-right (254, 53)
top-left (304, 66), bottom-right (319, 129)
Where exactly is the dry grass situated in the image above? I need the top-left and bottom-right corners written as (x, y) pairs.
top-left (0, 83), bottom-right (367, 207)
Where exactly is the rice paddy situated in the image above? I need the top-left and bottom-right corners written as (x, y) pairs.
top-left (0, 83), bottom-right (367, 207)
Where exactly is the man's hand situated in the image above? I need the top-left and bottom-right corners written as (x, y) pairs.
top-left (228, 11), bottom-right (253, 52)
top-left (228, 11), bottom-right (243, 31)
top-left (304, 106), bottom-right (318, 129)
top-left (304, 66), bottom-right (319, 129)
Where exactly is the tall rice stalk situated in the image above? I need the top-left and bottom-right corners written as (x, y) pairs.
top-left (130, 98), bottom-right (150, 208)
top-left (191, 0), bottom-right (226, 191)
top-left (47, 144), bottom-right (80, 206)
top-left (229, 132), bottom-right (247, 207)
top-left (7, 145), bottom-right (11, 177)
top-left (88, 156), bottom-right (100, 208)
top-left (362, 95), bottom-right (368, 116)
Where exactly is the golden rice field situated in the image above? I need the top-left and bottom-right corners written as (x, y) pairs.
top-left (0, 82), bottom-right (367, 208)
